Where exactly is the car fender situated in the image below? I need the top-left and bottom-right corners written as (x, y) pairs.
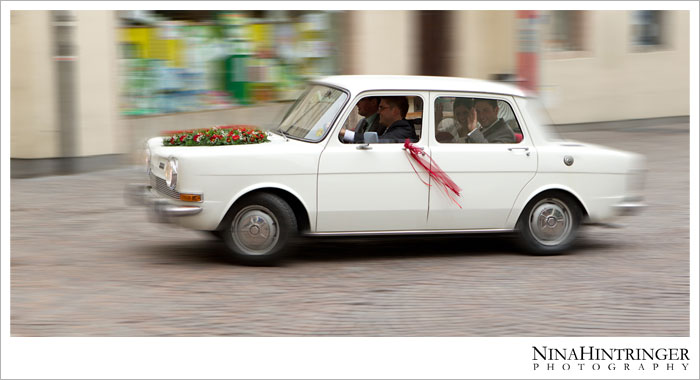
top-left (505, 181), bottom-right (590, 228)
top-left (219, 182), bottom-right (314, 229)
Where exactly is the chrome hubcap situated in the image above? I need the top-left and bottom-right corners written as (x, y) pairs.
top-left (529, 198), bottom-right (572, 246)
top-left (231, 206), bottom-right (279, 255)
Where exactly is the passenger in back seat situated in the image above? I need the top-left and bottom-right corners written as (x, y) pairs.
top-left (462, 99), bottom-right (516, 144)
top-left (437, 97), bottom-right (476, 142)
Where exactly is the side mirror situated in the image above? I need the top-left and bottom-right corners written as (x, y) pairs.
top-left (357, 132), bottom-right (378, 150)
top-left (363, 132), bottom-right (379, 144)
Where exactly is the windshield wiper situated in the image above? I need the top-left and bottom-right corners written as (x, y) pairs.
top-left (270, 128), bottom-right (290, 141)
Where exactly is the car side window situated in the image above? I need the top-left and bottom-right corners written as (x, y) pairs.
top-left (435, 96), bottom-right (523, 144)
top-left (339, 95), bottom-right (423, 144)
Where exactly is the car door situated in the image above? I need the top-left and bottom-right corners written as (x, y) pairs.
top-left (316, 92), bottom-right (430, 232)
top-left (427, 92), bottom-right (537, 230)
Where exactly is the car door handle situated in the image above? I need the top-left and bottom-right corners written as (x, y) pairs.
top-left (356, 144), bottom-right (372, 150)
top-left (402, 146), bottom-right (426, 155)
top-left (508, 147), bottom-right (530, 156)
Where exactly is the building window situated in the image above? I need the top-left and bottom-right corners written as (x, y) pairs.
top-left (631, 10), bottom-right (666, 48)
top-left (542, 11), bottom-right (585, 52)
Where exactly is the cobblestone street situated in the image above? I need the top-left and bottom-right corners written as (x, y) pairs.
top-left (9, 122), bottom-right (690, 336)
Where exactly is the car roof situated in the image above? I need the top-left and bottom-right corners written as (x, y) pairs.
top-left (314, 75), bottom-right (528, 98)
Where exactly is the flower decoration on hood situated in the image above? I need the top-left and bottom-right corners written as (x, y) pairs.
top-left (162, 125), bottom-right (270, 146)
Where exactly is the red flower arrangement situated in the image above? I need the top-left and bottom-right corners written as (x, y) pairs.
top-left (162, 125), bottom-right (269, 146)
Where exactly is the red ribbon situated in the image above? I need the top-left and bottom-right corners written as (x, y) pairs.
top-left (403, 140), bottom-right (462, 208)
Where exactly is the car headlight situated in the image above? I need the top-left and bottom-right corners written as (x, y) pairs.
top-left (164, 157), bottom-right (178, 190)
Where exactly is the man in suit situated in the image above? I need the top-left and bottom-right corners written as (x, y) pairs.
top-left (463, 98), bottom-right (516, 143)
top-left (340, 96), bottom-right (384, 143)
top-left (373, 96), bottom-right (418, 143)
top-left (341, 96), bottom-right (417, 143)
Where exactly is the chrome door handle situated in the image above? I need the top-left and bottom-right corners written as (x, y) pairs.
top-left (508, 147), bottom-right (530, 156)
top-left (402, 146), bottom-right (426, 155)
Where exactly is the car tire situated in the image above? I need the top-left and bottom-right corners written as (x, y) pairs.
top-left (222, 193), bottom-right (297, 266)
top-left (516, 192), bottom-right (582, 255)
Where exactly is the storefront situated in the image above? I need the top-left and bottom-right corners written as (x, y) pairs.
top-left (118, 10), bottom-right (341, 116)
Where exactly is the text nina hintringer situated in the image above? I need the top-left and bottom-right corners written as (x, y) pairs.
top-left (532, 346), bottom-right (690, 372)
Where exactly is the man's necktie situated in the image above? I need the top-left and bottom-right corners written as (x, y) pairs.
top-left (358, 119), bottom-right (368, 134)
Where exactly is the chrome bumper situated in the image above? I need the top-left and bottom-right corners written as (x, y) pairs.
top-left (613, 197), bottom-right (646, 216)
top-left (125, 184), bottom-right (202, 222)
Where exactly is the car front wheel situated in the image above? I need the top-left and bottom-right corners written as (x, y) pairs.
top-left (223, 193), bottom-right (297, 265)
top-left (517, 193), bottom-right (581, 255)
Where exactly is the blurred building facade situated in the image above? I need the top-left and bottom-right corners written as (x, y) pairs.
top-left (11, 11), bottom-right (121, 176)
top-left (10, 10), bottom-right (690, 177)
top-left (344, 10), bottom-right (690, 124)
top-left (118, 10), bottom-right (341, 115)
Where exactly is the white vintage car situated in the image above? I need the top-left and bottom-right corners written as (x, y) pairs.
top-left (128, 75), bottom-right (646, 265)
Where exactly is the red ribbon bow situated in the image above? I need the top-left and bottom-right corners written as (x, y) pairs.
top-left (403, 140), bottom-right (462, 208)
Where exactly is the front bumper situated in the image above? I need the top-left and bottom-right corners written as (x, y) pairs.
top-left (125, 184), bottom-right (202, 222)
top-left (612, 196), bottom-right (646, 216)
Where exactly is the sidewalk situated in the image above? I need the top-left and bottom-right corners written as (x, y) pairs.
top-left (555, 115), bottom-right (689, 132)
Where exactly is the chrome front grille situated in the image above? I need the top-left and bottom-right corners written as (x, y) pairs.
top-left (149, 171), bottom-right (180, 199)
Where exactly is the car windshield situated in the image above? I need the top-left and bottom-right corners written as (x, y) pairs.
top-left (277, 85), bottom-right (348, 142)
top-left (521, 96), bottom-right (563, 141)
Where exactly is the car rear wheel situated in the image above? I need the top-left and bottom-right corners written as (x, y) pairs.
top-left (517, 193), bottom-right (581, 255)
top-left (223, 193), bottom-right (297, 265)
